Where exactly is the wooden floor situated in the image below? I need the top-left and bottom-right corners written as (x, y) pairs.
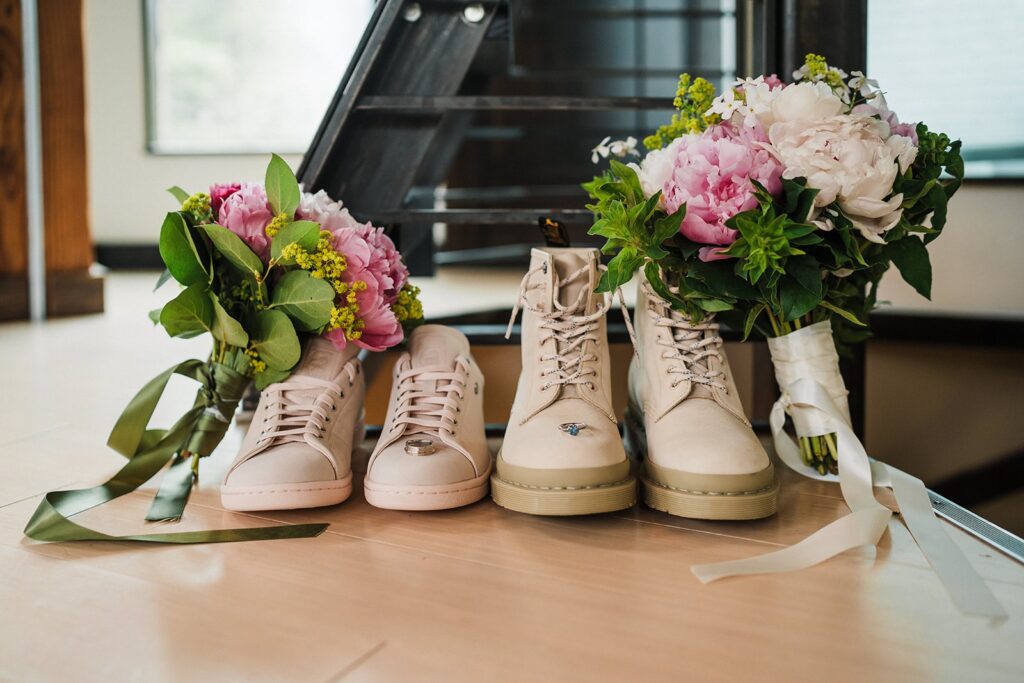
top-left (1, 274), bottom-right (1023, 682)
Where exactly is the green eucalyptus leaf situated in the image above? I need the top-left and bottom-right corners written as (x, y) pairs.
top-left (209, 293), bottom-right (249, 347)
top-left (265, 153), bottom-right (301, 218)
top-left (886, 235), bottom-right (932, 299)
top-left (250, 309), bottom-right (301, 370)
top-left (159, 212), bottom-right (207, 286)
top-left (271, 220), bottom-right (321, 262)
top-left (166, 186), bottom-right (190, 204)
top-left (270, 270), bottom-right (336, 331)
top-left (147, 307), bottom-right (162, 325)
top-left (254, 367), bottom-right (291, 391)
top-left (159, 284), bottom-right (214, 339)
top-left (199, 224), bottom-right (264, 278)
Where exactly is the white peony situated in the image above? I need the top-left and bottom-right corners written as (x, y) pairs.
top-left (629, 136), bottom-right (684, 203)
top-left (761, 81), bottom-right (844, 128)
top-left (708, 76), bottom-right (782, 128)
top-left (769, 114), bottom-right (905, 243)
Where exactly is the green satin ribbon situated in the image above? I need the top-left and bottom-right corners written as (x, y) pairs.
top-left (24, 359), bottom-right (328, 544)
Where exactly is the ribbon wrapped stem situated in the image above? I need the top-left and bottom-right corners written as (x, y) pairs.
top-left (24, 359), bottom-right (327, 544)
top-left (691, 320), bottom-right (1006, 618)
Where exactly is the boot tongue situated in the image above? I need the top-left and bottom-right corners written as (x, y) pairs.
top-left (667, 310), bottom-right (715, 398)
top-left (550, 249), bottom-right (596, 313)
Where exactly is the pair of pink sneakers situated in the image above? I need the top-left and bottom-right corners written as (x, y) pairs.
top-left (220, 325), bottom-right (491, 512)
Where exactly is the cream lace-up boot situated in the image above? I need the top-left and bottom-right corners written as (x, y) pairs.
top-left (364, 325), bottom-right (490, 510)
top-left (221, 337), bottom-right (364, 511)
top-left (492, 247), bottom-right (636, 515)
top-left (626, 281), bottom-right (778, 520)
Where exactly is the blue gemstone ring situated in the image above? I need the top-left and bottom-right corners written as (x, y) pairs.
top-left (558, 422), bottom-right (586, 437)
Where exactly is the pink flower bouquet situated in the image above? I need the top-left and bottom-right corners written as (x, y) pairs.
top-left (585, 55), bottom-right (963, 474)
top-left (24, 155), bottom-right (423, 544)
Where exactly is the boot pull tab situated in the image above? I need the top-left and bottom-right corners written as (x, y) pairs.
top-left (538, 217), bottom-right (570, 248)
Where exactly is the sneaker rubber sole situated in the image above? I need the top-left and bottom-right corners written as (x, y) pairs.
top-left (220, 472), bottom-right (353, 512)
top-left (364, 464), bottom-right (492, 511)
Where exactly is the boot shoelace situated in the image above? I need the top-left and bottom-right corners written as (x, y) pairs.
top-left (257, 366), bottom-right (357, 447)
top-left (506, 262), bottom-right (636, 392)
top-left (642, 280), bottom-right (726, 391)
top-left (392, 358), bottom-right (470, 439)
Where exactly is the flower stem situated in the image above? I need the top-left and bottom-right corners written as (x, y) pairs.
top-left (765, 307), bottom-right (782, 336)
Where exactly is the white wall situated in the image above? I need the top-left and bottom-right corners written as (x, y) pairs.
top-left (84, 0), bottom-right (1024, 316)
top-left (84, 0), bottom-right (302, 244)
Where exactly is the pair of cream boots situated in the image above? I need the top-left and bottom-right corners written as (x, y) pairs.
top-left (221, 247), bottom-right (778, 520)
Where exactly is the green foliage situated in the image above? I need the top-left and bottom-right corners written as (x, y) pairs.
top-left (158, 212), bottom-right (207, 286)
top-left (269, 270), bottom-right (336, 331)
top-left (249, 309), bottom-right (301, 371)
top-left (885, 235), bottom-right (932, 299)
top-left (209, 293), bottom-right (249, 347)
top-left (585, 162), bottom-right (686, 295)
top-left (166, 186), bottom-right (191, 204)
top-left (265, 153), bottom-right (301, 218)
top-left (199, 224), bottom-right (264, 279)
top-left (160, 284), bottom-right (214, 338)
top-left (271, 220), bottom-right (321, 263)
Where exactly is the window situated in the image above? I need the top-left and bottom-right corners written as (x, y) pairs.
top-left (144, 0), bottom-right (374, 154)
top-left (868, 0), bottom-right (1024, 178)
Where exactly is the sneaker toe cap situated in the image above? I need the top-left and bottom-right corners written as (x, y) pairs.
top-left (224, 443), bottom-right (340, 487)
top-left (366, 444), bottom-right (479, 487)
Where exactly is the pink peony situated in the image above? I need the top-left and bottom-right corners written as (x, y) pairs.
top-left (296, 190), bottom-right (362, 232)
top-left (662, 123), bottom-right (784, 260)
top-left (763, 73), bottom-right (784, 90)
top-left (325, 230), bottom-right (404, 352)
top-left (325, 275), bottom-right (404, 352)
top-left (209, 183), bottom-right (241, 217)
top-left (303, 187), bottom-right (409, 305)
top-left (217, 183), bottom-right (273, 260)
top-left (352, 225), bottom-right (408, 305)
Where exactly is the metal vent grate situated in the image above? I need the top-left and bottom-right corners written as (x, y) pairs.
top-left (929, 490), bottom-right (1024, 565)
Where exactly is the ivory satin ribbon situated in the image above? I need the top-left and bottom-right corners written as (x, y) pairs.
top-left (690, 321), bottom-right (1007, 619)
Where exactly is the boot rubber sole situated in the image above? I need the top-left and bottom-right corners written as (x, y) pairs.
top-left (364, 464), bottom-right (492, 511)
top-left (624, 408), bottom-right (779, 521)
top-left (220, 472), bottom-right (353, 512)
top-left (490, 455), bottom-right (636, 516)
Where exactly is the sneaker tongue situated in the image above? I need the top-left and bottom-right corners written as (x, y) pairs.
top-left (409, 325), bottom-right (467, 370)
top-left (407, 325), bottom-right (469, 399)
top-left (293, 336), bottom-right (357, 380)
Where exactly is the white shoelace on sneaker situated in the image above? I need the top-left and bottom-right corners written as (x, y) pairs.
top-left (392, 359), bottom-right (469, 439)
top-left (507, 263), bottom-right (633, 392)
top-left (257, 367), bottom-right (357, 449)
top-left (643, 281), bottom-right (726, 391)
